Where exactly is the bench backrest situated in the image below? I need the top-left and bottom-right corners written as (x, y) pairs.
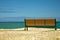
top-left (25, 19), bottom-right (56, 27)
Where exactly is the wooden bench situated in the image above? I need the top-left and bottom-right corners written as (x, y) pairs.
top-left (25, 18), bottom-right (56, 31)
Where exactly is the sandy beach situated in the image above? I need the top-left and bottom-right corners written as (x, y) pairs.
top-left (0, 28), bottom-right (60, 40)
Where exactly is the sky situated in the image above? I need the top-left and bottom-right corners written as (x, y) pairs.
top-left (0, 0), bottom-right (60, 21)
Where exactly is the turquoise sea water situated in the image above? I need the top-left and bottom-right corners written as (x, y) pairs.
top-left (0, 22), bottom-right (25, 29)
top-left (56, 22), bottom-right (60, 28)
top-left (0, 22), bottom-right (60, 29)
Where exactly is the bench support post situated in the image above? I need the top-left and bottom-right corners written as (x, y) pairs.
top-left (55, 26), bottom-right (57, 30)
top-left (24, 19), bottom-right (28, 31)
top-left (55, 19), bottom-right (57, 30)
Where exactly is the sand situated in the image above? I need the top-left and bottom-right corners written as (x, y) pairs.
top-left (0, 28), bottom-right (60, 40)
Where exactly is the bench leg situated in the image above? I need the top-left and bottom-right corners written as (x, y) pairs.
top-left (26, 27), bottom-right (28, 31)
top-left (55, 26), bottom-right (57, 30)
top-left (24, 27), bottom-right (28, 31)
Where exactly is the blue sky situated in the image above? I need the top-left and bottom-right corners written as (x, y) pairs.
top-left (0, 0), bottom-right (60, 21)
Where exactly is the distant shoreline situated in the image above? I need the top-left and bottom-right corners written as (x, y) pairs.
top-left (0, 21), bottom-right (60, 23)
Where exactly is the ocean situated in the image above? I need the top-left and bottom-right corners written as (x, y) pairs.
top-left (0, 22), bottom-right (60, 29)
